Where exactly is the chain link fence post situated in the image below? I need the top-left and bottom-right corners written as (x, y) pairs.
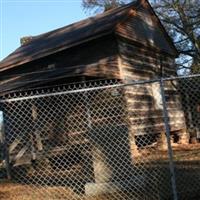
top-left (159, 78), bottom-right (178, 200)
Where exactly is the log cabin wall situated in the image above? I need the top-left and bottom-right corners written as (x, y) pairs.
top-left (116, 37), bottom-right (186, 145)
top-left (111, 1), bottom-right (187, 145)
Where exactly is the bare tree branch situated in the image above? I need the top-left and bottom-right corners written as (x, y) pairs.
top-left (81, 0), bottom-right (200, 74)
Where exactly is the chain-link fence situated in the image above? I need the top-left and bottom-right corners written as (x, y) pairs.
top-left (0, 76), bottom-right (200, 200)
top-left (163, 76), bottom-right (200, 200)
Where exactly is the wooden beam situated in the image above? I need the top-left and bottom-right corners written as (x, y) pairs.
top-left (9, 138), bottom-right (20, 154)
top-left (32, 104), bottom-right (43, 152)
top-left (14, 145), bottom-right (28, 163)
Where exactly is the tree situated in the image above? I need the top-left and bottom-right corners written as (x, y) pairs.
top-left (82, 0), bottom-right (132, 13)
top-left (151, 0), bottom-right (200, 74)
top-left (82, 0), bottom-right (200, 74)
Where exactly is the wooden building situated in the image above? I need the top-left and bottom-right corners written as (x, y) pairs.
top-left (0, 0), bottom-right (187, 191)
top-left (0, 0), bottom-right (186, 138)
top-left (0, 0), bottom-right (179, 91)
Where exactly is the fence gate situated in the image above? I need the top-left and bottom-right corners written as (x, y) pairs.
top-left (0, 78), bottom-right (200, 200)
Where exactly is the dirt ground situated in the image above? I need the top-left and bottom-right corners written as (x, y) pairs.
top-left (0, 182), bottom-right (37, 200)
top-left (0, 181), bottom-right (131, 200)
top-left (172, 143), bottom-right (200, 161)
top-left (0, 182), bottom-right (71, 200)
top-left (0, 144), bottom-right (200, 200)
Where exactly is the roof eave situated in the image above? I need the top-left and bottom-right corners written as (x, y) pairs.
top-left (0, 30), bottom-right (114, 72)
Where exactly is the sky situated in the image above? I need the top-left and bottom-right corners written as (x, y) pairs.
top-left (0, 0), bottom-right (89, 61)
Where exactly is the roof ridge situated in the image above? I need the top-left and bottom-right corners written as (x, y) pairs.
top-left (29, 1), bottom-right (137, 44)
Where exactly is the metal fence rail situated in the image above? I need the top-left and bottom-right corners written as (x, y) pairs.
top-left (0, 77), bottom-right (200, 200)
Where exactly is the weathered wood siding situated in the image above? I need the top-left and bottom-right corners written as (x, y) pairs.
top-left (0, 35), bottom-right (120, 94)
top-left (117, 38), bottom-right (186, 135)
top-left (115, 1), bottom-right (176, 56)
